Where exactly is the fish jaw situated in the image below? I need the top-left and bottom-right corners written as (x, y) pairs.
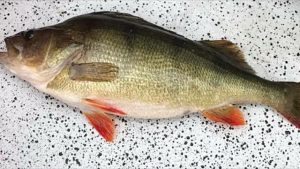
top-left (0, 52), bottom-right (8, 63)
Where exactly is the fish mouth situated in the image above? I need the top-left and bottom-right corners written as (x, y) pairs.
top-left (0, 52), bottom-right (8, 64)
top-left (3, 37), bottom-right (21, 61)
top-left (0, 37), bottom-right (9, 64)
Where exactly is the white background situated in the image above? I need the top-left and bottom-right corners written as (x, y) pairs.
top-left (0, 0), bottom-right (300, 168)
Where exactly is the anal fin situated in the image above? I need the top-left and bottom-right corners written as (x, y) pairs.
top-left (203, 105), bottom-right (245, 126)
top-left (84, 112), bottom-right (115, 142)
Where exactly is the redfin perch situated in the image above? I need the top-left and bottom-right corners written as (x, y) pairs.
top-left (0, 12), bottom-right (299, 142)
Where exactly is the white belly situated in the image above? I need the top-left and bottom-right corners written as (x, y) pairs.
top-left (43, 88), bottom-right (201, 119)
top-left (104, 99), bottom-right (201, 119)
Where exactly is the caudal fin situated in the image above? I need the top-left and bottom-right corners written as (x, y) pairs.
top-left (280, 83), bottom-right (300, 128)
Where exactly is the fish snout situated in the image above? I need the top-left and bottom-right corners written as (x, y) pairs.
top-left (3, 33), bottom-right (26, 64)
top-left (0, 52), bottom-right (8, 64)
top-left (5, 33), bottom-right (25, 52)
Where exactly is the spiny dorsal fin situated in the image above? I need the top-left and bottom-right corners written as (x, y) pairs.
top-left (90, 11), bottom-right (181, 38)
top-left (92, 11), bottom-right (148, 24)
top-left (91, 11), bottom-right (160, 28)
top-left (199, 40), bottom-right (256, 74)
top-left (69, 62), bottom-right (119, 82)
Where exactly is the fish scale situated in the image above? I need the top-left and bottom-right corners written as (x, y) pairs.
top-left (1, 12), bottom-right (299, 142)
top-left (47, 25), bottom-right (283, 109)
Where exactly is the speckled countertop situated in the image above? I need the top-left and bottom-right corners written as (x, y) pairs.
top-left (0, 0), bottom-right (299, 168)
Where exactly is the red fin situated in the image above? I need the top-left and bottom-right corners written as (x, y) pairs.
top-left (83, 112), bottom-right (115, 142)
top-left (203, 106), bottom-right (245, 126)
top-left (83, 98), bottom-right (127, 116)
top-left (280, 112), bottom-right (300, 128)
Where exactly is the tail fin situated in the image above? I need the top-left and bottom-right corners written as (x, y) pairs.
top-left (281, 83), bottom-right (300, 128)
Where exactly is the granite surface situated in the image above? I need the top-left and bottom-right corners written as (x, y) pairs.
top-left (0, 0), bottom-right (299, 168)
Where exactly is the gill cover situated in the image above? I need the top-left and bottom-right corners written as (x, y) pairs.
top-left (3, 27), bottom-right (84, 87)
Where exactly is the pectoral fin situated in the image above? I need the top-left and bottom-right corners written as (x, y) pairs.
top-left (83, 112), bottom-right (115, 142)
top-left (69, 62), bottom-right (119, 82)
top-left (203, 105), bottom-right (246, 126)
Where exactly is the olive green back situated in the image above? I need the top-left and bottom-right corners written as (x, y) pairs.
top-left (47, 12), bottom-right (285, 109)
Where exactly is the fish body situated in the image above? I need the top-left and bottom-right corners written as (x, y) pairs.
top-left (45, 13), bottom-right (284, 117)
top-left (1, 12), bottom-right (299, 142)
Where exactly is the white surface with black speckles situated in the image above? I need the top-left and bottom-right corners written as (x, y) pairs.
top-left (0, 0), bottom-right (300, 168)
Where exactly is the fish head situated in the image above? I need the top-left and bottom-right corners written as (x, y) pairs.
top-left (1, 27), bottom-right (83, 87)
top-left (4, 28), bottom-right (53, 68)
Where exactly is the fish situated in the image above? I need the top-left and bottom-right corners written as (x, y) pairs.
top-left (0, 11), bottom-right (299, 142)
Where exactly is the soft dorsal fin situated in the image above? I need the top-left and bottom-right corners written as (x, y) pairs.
top-left (69, 62), bottom-right (119, 82)
top-left (199, 40), bottom-right (256, 74)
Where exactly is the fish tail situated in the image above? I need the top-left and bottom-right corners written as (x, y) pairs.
top-left (280, 83), bottom-right (300, 128)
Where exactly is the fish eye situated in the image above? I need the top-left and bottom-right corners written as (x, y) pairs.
top-left (23, 30), bottom-right (34, 40)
